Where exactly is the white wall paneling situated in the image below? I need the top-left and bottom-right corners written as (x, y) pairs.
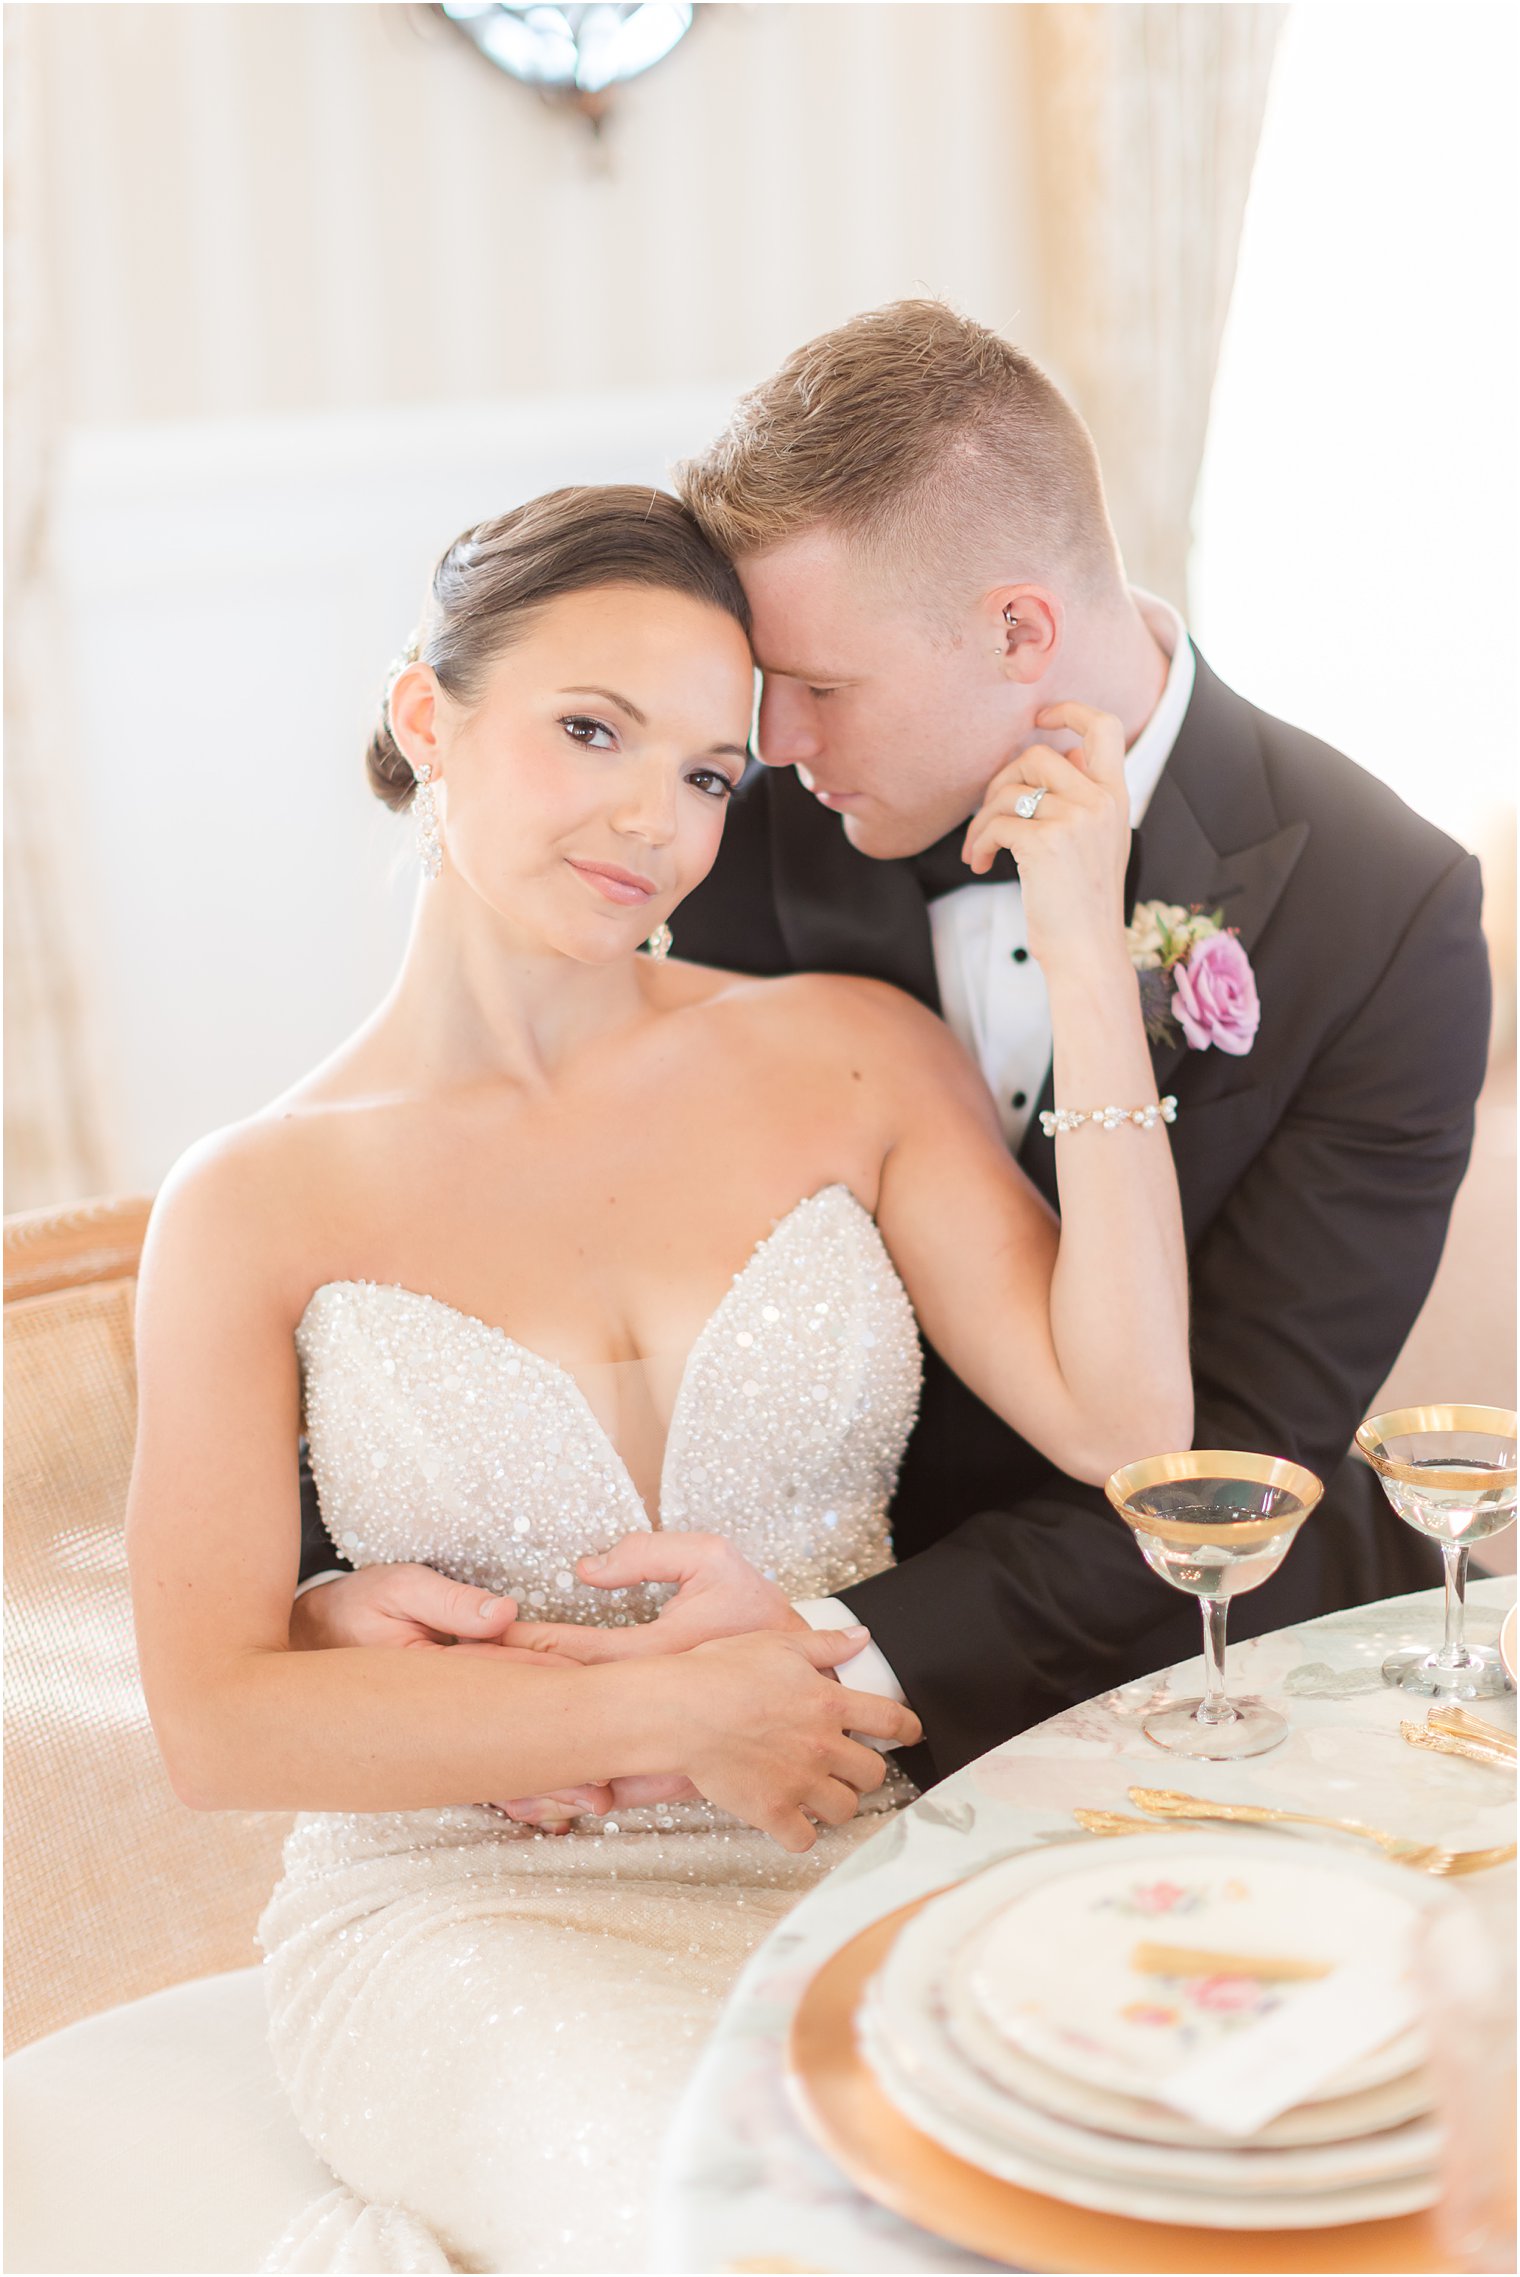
top-left (29, 4), bottom-right (1044, 429)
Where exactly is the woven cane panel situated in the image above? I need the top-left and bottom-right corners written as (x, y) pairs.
top-left (4, 1275), bottom-right (290, 2053)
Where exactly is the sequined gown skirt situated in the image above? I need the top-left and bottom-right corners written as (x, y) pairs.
top-left (259, 1790), bottom-right (907, 2274)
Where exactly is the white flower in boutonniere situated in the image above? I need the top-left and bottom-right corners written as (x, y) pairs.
top-left (1127, 900), bottom-right (1261, 1056)
top-left (1122, 905), bottom-right (1172, 970)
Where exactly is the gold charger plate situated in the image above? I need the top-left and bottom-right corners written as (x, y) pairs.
top-left (785, 1890), bottom-right (1447, 2273)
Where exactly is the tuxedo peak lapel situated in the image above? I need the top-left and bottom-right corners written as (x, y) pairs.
top-left (1132, 654), bottom-right (1310, 1094)
top-left (766, 765), bottom-right (941, 1010)
top-left (1208, 819), bottom-right (1311, 956)
top-left (1133, 774), bottom-right (1309, 956)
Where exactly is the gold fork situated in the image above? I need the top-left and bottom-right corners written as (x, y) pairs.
top-left (1075, 1799), bottom-right (1515, 1878)
top-left (1086, 1789), bottom-right (1519, 1877)
top-left (1427, 1704), bottom-right (1518, 1758)
top-left (1401, 1721), bottom-right (1517, 1770)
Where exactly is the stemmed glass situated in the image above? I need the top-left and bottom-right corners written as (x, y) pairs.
top-left (1106, 1450), bottom-right (1324, 1759)
top-left (1356, 1405), bottom-right (1517, 1700)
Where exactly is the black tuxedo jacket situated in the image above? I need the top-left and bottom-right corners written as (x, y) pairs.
top-left (301, 651), bottom-right (1490, 1783)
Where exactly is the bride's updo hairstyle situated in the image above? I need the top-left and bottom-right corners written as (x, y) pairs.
top-left (366, 485), bottom-right (751, 811)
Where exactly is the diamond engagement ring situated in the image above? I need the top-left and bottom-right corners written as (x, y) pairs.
top-left (1013, 786), bottom-right (1048, 820)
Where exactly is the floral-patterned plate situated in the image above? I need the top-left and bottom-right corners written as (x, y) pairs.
top-left (858, 1996), bottom-right (1437, 2229)
top-left (961, 1838), bottom-right (1424, 2102)
top-left (873, 1834), bottom-right (1426, 2142)
top-left (939, 1964), bottom-right (1434, 2151)
top-left (859, 1978), bottom-right (1438, 2194)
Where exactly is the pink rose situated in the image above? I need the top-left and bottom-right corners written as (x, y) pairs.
top-left (1170, 932), bottom-right (1260, 1055)
top-left (1132, 1880), bottom-right (1189, 1914)
top-left (1190, 1974), bottom-right (1264, 2013)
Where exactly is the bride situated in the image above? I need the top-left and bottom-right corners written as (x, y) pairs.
top-left (127, 485), bottom-right (1190, 2274)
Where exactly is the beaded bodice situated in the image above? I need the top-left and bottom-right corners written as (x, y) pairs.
top-left (296, 1186), bottom-right (922, 1627)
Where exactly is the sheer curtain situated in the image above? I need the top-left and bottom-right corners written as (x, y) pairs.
top-left (3, 10), bottom-right (110, 1211)
top-left (1028, 2), bottom-right (1286, 609)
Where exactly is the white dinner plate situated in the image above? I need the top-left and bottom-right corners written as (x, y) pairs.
top-left (938, 1961), bottom-right (1434, 2151)
top-left (859, 1977), bottom-right (1438, 2195)
top-left (962, 1839), bottom-right (1425, 2101)
top-left (860, 1834), bottom-right (1437, 2206)
top-left (858, 1997), bottom-right (1439, 2230)
top-left (874, 1835), bottom-right (1428, 2131)
top-left (1501, 1602), bottom-right (1516, 1687)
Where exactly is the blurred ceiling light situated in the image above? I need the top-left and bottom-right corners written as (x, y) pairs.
top-left (438, 3), bottom-right (695, 125)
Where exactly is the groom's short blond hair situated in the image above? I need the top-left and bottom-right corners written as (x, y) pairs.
top-left (677, 299), bottom-right (1122, 614)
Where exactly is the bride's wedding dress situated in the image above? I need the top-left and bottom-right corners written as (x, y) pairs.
top-left (259, 1187), bottom-right (922, 2274)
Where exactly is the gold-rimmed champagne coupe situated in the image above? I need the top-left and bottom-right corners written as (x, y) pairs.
top-left (1356, 1405), bottom-right (1517, 1701)
top-left (1106, 1451), bottom-right (1324, 1758)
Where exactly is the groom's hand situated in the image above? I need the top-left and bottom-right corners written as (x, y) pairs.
top-left (495, 1771), bottom-right (700, 1832)
top-left (289, 1562), bottom-right (519, 1652)
top-left (493, 1532), bottom-right (797, 1829)
top-left (506, 1531), bottom-right (806, 1662)
top-left (670, 1629), bottom-right (922, 1852)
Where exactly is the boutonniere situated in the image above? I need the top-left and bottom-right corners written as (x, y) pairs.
top-left (1125, 901), bottom-right (1261, 1056)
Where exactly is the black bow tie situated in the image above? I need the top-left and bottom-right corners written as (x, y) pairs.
top-left (908, 826), bottom-right (1020, 902)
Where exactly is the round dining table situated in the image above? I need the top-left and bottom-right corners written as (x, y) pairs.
top-left (651, 1577), bottom-right (1517, 2276)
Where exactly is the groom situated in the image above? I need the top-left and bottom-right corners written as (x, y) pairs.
top-left (295, 300), bottom-right (1490, 1791)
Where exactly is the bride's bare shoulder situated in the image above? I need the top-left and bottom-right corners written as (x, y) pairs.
top-left (157, 1013), bottom-right (411, 1210)
top-left (141, 1087), bottom-right (361, 1319)
top-left (683, 964), bottom-right (961, 1068)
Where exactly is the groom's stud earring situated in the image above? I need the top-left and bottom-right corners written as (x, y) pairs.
top-left (413, 763), bottom-right (443, 880)
top-left (995, 605), bottom-right (1018, 656)
top-left (644, 922), bottom-right (673, 960)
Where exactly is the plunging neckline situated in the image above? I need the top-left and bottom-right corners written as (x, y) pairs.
top-left (300, 1184), bottom-right (883, 1529)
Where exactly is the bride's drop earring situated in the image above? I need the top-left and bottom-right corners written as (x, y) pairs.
top-left (644, 922), bottom-right (673, 959)
top-left (413, 763), bottom-right (443, 880)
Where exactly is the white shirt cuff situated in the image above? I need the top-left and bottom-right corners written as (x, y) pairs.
top-left (794, 1595), bottom-right (910, 1735)
top-left (294, 1569), bottom-right (347, 1599)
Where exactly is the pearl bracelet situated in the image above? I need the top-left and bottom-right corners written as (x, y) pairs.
top-left (1039, 1096), bottom-right (1178, 1137)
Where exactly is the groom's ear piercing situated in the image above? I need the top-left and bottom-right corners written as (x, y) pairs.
top-left (995, 606), bottom-right (1019, 655)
